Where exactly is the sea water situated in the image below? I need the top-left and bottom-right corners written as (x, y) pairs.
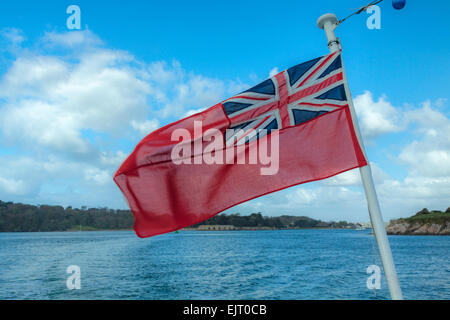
top-left (0, 229), bottom-right (448, 299)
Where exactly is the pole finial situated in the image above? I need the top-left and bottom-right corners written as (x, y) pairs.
top-left (317, 13), bottom-right (340, 53)
top-left (317, 13), bottom-right (338, 30)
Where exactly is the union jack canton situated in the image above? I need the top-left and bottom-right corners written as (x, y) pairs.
top-left (223, 51), bottom-right (348, 146)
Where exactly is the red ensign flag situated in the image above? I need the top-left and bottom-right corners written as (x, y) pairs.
top-left (114, 51), bottom-right (367, 237)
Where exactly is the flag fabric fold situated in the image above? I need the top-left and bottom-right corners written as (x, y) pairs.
top-left (114, 51), bottom-right (367, 238)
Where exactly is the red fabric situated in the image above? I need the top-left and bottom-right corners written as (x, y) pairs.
top-left (114, 104), bottom-right (367, 238)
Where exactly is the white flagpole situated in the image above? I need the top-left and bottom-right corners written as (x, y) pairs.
top-left (317, 13), bottom-right (403, 300)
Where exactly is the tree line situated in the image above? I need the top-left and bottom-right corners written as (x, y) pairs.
top-left (0, 200), bottom-right (356, 232)
top-left (192, 212), bottom-right (354, 229)
top-left (0, 200), bottom-right (134, 232)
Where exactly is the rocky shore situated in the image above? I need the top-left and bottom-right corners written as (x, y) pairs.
top-left (386, 208), bottom-right (450, 235)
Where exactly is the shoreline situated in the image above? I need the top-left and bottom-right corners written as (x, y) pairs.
top-left (0, 227), bottom-right (370, 233)
top-left (386, 208), bottom-right (449, 235)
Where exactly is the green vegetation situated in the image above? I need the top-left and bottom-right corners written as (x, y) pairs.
top-left (0, 200), bottom-right (357, 232)
top-left (400, 207), bottom-right (450, 224)
top-left (0, 200), bottom-right (134, 232)
top-left (191, 212), bottom-right (354, 229)
top-left (386, 207), bottom-right (450, 235)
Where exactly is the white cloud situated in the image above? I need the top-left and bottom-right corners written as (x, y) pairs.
top-left (371, 100), bottom-right (450, 216)
top-left (353, 91), bottom-right (402, 139)
top-left (1, 100), bottom-right (92, 155)
top-left (83, 168), bottom-right (110, 185)
top-left (0, 176), bottom-right (27, 196)
top-left (284, 185), bottom-right (363, 209)
top-left (147, 60), bottom-right (183, 85)
top-left (0, 155), bottom-right (124, 208)
top-left (0, 31), bottom-right (158, 157)
top-left (1, 28), bottom-right (26, 46)
top-left (0, 29), bottom-right (248, 208)
top-left (145, 60), bottom-right (248, 118)
top-left (100, 150), bottom-right (127, 167)
top-left (269, 67), bottom-right (278, 77)
top-left (243, 184), bottom-right (367, 222)
top-left (286, 188), bottom-right (318, 205)
top-left (324, 163), bottom-right (389, 187)
top-left (0, 156), bottom-right (66, 198)
top-left (0, 55), bottom-right (69, 98)
top-left (324, 169), bottom-right (361, 186)
top-left (158, 74), bottom-right (227, 118)
top-left (42, 30), bottom-right (102, 48)
top-left (349, 95), bottom-right (450, 216)
top-left (184, 107), bottom-right (207, 117)
top-left (398, 101), bottom-right (450, 177)
top-left (131, 119), bottom-right (160, 136)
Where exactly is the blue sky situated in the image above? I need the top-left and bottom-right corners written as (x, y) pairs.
top-left (0, 0), bottom-right (449, 222)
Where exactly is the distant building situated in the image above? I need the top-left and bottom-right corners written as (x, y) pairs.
top-left (359, 222), bottom-right (373, 229)
top-left (197, 225), bottom-right (236, 231)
